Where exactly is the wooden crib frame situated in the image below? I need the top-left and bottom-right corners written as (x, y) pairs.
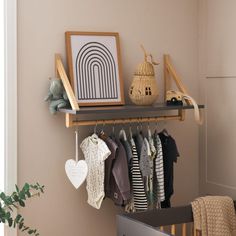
top-left (117, 202), bottom-right (236, 236)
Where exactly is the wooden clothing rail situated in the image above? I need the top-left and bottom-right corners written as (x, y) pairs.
top-left (65, 113), bottom-right (183, 128)
top-left (55, 54), bottom-right (203, 128)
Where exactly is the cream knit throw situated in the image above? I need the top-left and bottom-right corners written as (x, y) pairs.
top-left (191, 196), bottom-right (236, 236)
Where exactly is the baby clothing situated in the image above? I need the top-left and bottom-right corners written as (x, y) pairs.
top-left (130, 138), bottom-right (148, 211)
top-left (158, 132), bottom-right (179, 208)
top-left (80, 128), bottom-right (179, 210)
top-left (140, 138), bottom-right (152, 177)
top-left (134, 133), bottom-right (151, 200)
top-left (147, 130), bottom-right (156, 208)
top-left (153, 131), bottom-right (165, 208)
top-left (109, 139), bottom-right (131, 206)
top-left (133, 133), bottom-right (151, 178)
top-left (80, 134), bottom-right (111, 209)
top-left (99, 134), bottom-right (118, 198)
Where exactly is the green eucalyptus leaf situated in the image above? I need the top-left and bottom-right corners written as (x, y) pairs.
top-left (8, 206), bottom-right (13, 211)
top-left (19, 191), bottom-right (26, 200)
top-left (19, 200), bottom-right (25, 207)
top-left (5, 211), bottom-right (10, 219)
top-left (15, 185), bottom-right (19, 193)
top-left (28, 229), bottom-right (34, 234)
top-left (0, 207), bottom-right (5, 214)
top-left (40, 186), bottom-right (45, 193)
top-left (13, 195), bottom-right (19, 202)
top-left (22, 226), bottom-right (29, 231)
top-left (7, 196), bottom-right (13, 204)
top-left (12, 203), bottom-right (18, 209)
top-left (19, 222), bottom-right (24, 229)
top-left (8, 218), bottom-right (13, 227)
top-left (26, 191), bottom-right (31, 198)
top-left (0, 192), bottom-right (6, 201)
top-left (15, 214), bottom-right (22, 223)
top-left (24, 183), bottom-right (30, 190)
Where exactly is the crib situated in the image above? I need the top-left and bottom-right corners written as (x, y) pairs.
top-left (117, 204), bottom-right (201, 236)
top-left (117, 201), bottom-right (236, 236)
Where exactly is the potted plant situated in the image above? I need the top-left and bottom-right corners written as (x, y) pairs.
top-left (0, 183), bottom-right (44, 235)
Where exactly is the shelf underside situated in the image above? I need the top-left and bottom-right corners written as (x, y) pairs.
top-left (59, 103), bottom-right (204, 127)
top-left (59, 103), bottom-right (204, 115)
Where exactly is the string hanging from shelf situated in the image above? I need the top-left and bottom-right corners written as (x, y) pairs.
top-left (65, 128), bottom-right (88, 189)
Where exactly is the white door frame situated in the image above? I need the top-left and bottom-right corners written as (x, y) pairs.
top-left (4, 0), bottom-right (17, 235)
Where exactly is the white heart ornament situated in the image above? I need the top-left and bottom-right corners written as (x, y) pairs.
top-left (65, 159), bottom-right (88, 189)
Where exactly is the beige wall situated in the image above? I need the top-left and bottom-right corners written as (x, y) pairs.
top-left (18, 0), bottom-right (200, 235)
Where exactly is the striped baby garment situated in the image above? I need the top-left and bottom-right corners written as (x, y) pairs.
top-left (147, 130), bottom-right (156, 208)
top-left (153, 132), bottom-right (165, 206)
top-left (130, 138), bottom-right (148, 211)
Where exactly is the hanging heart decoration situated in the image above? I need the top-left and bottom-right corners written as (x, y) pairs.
top-left (65, 159), bottom-right (88, 189)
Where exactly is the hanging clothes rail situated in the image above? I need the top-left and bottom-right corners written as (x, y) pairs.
top-left (55, 54), bottom-right (204, 128)
top-left (65, 114), bottom-right (182, 127)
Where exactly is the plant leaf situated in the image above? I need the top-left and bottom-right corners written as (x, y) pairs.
top-left (28, 229), bottom-right (34, 234)
top-left (15, 185), bottom-right (19, 193)
top-left (22, 226), bottom-right (29, 232)
top-left (23, 183), bottom-right (30, 191)
top-left (19, 222), bottom-right (24, 229)
top-left (5, 211), bottom-right (11, 219)
top-left (8, 218), bottom-right (13, 227)
top-left (13, 195), bottom-right (19, 202)
top-left (15, 214), bottom-right (22, 223)
top-left (19, 191), bottom-right (26, 200)
top-left (19, 200), bottom-right (25, 207)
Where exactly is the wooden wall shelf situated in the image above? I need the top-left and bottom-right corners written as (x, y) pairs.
top-left (55, 53), bottom-right (204, 128)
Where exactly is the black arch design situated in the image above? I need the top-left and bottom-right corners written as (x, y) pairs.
top-left (87, 58), bottom-right (107, 99)
top-left (75, 42), bottom-right (118, 100)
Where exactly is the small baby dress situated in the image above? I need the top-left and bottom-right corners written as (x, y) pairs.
top-left (80, 134), bottom-right (111, 209)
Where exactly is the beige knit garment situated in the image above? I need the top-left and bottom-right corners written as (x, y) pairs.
top-left (191, 196), bottom-right (236, 236)
top-left (80, 134), bottom-right (111, 209)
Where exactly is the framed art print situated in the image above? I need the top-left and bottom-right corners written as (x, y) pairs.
top-left (65, 31), bottom-right (125, 106)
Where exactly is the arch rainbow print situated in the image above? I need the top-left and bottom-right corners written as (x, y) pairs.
top-left (66, 32), bottom-right (124, 106)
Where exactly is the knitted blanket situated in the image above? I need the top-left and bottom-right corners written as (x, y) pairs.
top-left (191, 196), bottom-right (236, 236)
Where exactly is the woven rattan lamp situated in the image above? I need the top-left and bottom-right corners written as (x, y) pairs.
top-left (129, 46), bottom-right (159, 106)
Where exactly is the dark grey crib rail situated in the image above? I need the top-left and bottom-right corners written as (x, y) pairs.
top-left (123, 206), bottom-right (193, 227)
top-left (117, 202), bottom-right (236, 236)
top-left (122, 201), bottom-right (236, 227)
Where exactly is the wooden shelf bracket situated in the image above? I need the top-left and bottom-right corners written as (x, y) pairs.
top-left (164, 54), bottom-right (191, 104)
top-left (164, 54), bottom-right (194, 120)
top-left (55, 54), bottom-right (79, 111)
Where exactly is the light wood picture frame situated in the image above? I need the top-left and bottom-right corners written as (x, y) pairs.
top-left (65, 31), bottom-right (125, 106)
